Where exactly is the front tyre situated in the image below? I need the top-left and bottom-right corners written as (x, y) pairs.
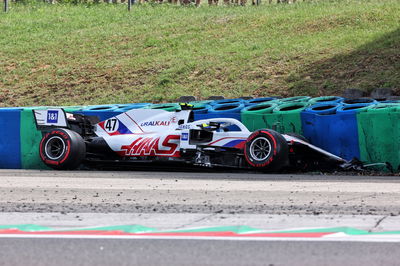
top-left (244, 129), bottom-right (289, 171)
top-left (39, 128), bottom-right (86, 170)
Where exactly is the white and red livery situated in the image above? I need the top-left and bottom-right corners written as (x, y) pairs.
top-left (34, 108), bottom-right (346, 171)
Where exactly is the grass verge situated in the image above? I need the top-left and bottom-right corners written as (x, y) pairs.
top-left (0, 0), bottom-right (399, 106)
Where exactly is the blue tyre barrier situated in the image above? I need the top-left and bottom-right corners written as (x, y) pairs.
top-left (210, 103), bottom-right (245, 114)
top-left (192, 105), bottom-right (213, 121)
top-left (301, 103), bottom-right (341, 152)
top-left (301, 103), bottom-right (373, 160)
top-left (75, 104), bottom-right (121, 121)
top-left (72, 103), bottom-right (151, 121)
top-left (192, 107), bottom-right (209, 114)
top-left (194, 103), bottom-right (245, 131)
top-left (0, 108), bottom-right (22, 168)
top-left (192, 105), bottom-right (211, 114)
top-left (304, 103), bottom-right (341, 115)
top-left (205, 103), bottom-right (245, 120)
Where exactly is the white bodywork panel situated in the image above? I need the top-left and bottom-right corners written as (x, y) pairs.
top-left (94, 109), bottom-right (192, 157)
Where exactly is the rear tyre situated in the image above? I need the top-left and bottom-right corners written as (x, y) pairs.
top-left (39, 128), bottom-right (86, 170)
top-left (244, 129), bottom-right (289, 171)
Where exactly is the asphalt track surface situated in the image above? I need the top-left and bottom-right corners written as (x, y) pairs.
top-left (0, 169), bottom-right (400, 265)
top-left (1, 169), bottom-right (399, 215)
top-left (1, 238), bottom-right (400, 266)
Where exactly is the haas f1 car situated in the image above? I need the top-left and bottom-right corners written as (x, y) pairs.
top-left (34, 107), bottom-right (348, 171)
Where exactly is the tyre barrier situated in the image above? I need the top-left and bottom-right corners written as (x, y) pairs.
top-left (20, 107), bottom-right (49, 169)
top-left (301, 103), bottom-right (342, 159)
top-left (244, 97), bottom-right (278, 106)
top-left (240, 103), bottom-right (278, 131)
top-left (357, 103), bottom-right (400, 171)
top-left (309, 96), bottom-right (343, 104)
top-left (194, 103), bottom-right (245, 131)
top-left (342, 98), bottom-right (377, 105)
top-left (187, 101), bottom-right (215, 120)
top-left (0, 108), bottom-right (23, 168)
top-left (280, 96), bottom-right (311, 103)
top-left (209, 98), bottom-right (245, 106)
top-left (116, 103), bottom-right (151, 112)
top-left (76, 103), bottom-right (151, 121)
top-left (143, 103), bottom-right (182, 112)
top-left (189, 100), bottom-right (214, 106)
top-left (195, 103), bottom-right (245, 120)
top-left (243, 102), bottom-right (310, 134)
top-left (1, 96), bottom-right (400, 171)
top-left (331, 103), bottom-right (374, 161)
top-left (301, 103), bottom-right (374, 161)
top-left (379, 100), bottom-right (400, 103)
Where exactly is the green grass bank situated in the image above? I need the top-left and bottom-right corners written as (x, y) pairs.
top-left (0, 0), bottom-right (399, 106)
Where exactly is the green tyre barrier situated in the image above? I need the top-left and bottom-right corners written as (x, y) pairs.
top-left (20, 106), bottom-right (81, 169)
top-left (357, 103), bottom-right (400, 172)
top-left (241, 102), bottom-right (309, 134)
top-left (143, 103), bottom-right (181, 112)
top-left (266, 102), bottom-right (310, 134)
top-left (280, 96), bottom-right (311, 103)
top-left (309, 96), bottom-right (343, 104)
top-left (240, 102), bottom-right (278, 131)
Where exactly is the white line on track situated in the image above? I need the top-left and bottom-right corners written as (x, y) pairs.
top-left (0, 234), bottom-right (399, 242)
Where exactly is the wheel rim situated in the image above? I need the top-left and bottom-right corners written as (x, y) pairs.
top-left (45, 136), bottom-right (66, 160)
top-left (249, 136), bottom-right (272, 161)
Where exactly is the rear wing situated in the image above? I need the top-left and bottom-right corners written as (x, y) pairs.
top-left (33, 109), bottom-right (69, 129)
top-left (33, 108), bottom-right (99, 138)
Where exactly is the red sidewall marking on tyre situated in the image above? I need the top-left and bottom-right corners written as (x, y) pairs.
top-left (39, 133), bottom-right (50, 161)
top-left (40, 131), bottom-right (71, 165)
top-left (245, 130), bottom-right (277, 167)
top-left (59, 140), bottom-right (71, 164)
top-left (260, 131), bottom-right (277, 156)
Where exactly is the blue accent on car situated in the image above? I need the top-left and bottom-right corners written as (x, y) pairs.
top-left (181, 133), bottom-right (189, 141)
top-left (47, 110), bottom-right (59, 123)
top-left (117, 120), bottom-right (133, 134)
top-left (223, 139), bottom-right (245, 148)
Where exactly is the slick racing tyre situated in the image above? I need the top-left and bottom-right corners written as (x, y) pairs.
top-left (39, 128), bottom-right (86, 170)
top-left (244, 129), bottom-right (289, 171)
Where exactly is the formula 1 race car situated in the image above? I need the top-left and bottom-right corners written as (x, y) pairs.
top-left (33, 107), bottom-right (348, 171)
